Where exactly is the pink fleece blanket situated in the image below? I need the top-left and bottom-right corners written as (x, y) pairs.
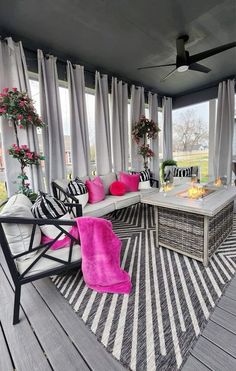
top-left (76, 217), bottom-right (132, 294)
top-left (42, 217), bottom-right (132, 294)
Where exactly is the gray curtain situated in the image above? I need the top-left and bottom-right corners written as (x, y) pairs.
top-left (148, 92), bottom-right (159, 180)
top-left (67, 61), bottom-right (90, 177)
top-left (213, 79), bottom-right (235, 184)
top-left (162, 96), bottom-right (173, 161)
top-left (95, 72), bottom-right (112, 175)
top-left (111, 77), bottom-right (128, 172)
top-left (38, 50), bottom-right (66, 191)
top-left (0, 37), bottom-right (43, 196)
top-left (130, 85), bottom-right (145, 171)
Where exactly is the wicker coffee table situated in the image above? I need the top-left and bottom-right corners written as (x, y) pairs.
top-left (142, 184), bottom-right (236, 266)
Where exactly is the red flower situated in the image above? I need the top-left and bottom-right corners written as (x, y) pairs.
top-left (17, 114), bottom-right (23, 120)
top-left (19, 101), bottom-right (25, 107)
top-left (0, 108), bottom-right (6, 113)
top-left (19, 125), bottom-right (23, 129)
top-left (3, 88), bottom-right (9, 93)
top-left (12, 88), bottom-right (18, 92)
top-left (27, 115), bottom-right (32, 121)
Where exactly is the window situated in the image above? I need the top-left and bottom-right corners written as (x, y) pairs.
top-left (172, 102), bottom-right (209, 182)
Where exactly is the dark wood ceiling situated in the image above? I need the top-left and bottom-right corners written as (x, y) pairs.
top-left (0, 0), bottom-right (235, 97)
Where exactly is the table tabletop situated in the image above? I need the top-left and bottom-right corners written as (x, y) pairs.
top-left (141, 184), bottom-right (236, 217)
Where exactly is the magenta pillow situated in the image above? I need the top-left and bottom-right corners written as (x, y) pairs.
top-left (119, 172), bottom-right (140, 192)
top-left (86, 177), bottom-right (105, 204)
top-left (110, 181), bottom-right (126, 196)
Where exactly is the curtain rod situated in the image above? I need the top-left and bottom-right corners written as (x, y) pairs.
top-left (23, 45), bottom-right (160, 96)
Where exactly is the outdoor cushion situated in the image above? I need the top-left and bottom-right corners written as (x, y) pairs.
top-left (67, 178), bottom-right (88, 208)
top-left (32, 193), bottom-right (72, 239)
top-left (16, 244), bottom-right (81, 276)
top-left (173, 166), bottom-right (193, 177)
top-left (99, 173), bottom-right (117, 195)
top-left (0, 194), bottom-right (41, 261)
top-left (32, 192), bottom-right (67, 219)
top-left (138, 180), bottom-right (151, 190)
top-left (109, 192), bottom-right (140, 210)
top-left (119, 172), bottom-right (140, 192)
top-left (83, 197), bottom-right (115, 217)
top-left (86, 176), bottom-right (105, 204)
top-left (109, 181), bottom-right (126, 196)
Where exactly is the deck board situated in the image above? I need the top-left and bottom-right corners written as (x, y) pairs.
top-left (210, 307), bottom-right (236, 334)
top-left (0, 268), bottom-right (51, 371)
top-left (217, 295), bottom-right (236, 316)
top-left (0, 322), bottom-right (14, 371)
top-left (33, 279), bottom-right (126, 371)
top-left (190, 337), bottom-right (236, 371)
top-left (1, 249), bottom-right (235, 371)
top-left (202, 320), bottom-right (236, 357)
top-left (181, 355), bottom-right (211, 371)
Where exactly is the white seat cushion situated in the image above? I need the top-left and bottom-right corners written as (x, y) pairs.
top-left (83, 197), bottom-right (115, 217)
top-left (17, 244), bottom-right (81, 276)
top-left (0, 194), bottom-right (41, 261)
top-left (109, 192), bottom-right (141, 210)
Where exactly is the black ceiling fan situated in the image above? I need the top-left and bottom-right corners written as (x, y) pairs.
top-left (138, 35), bottom-right (236, 81)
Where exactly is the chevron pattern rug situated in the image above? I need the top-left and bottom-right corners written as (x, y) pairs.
top-left (52, 203), bottom-right (236, 371)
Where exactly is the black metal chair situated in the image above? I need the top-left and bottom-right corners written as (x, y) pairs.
top-left (0, 203), bottom-right (82, 325)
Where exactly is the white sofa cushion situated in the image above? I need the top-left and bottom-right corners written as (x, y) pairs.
top-left (0, 194), bottom-right (41, 261)
top-left (83, 197), bottom-right (115, 217)
top-left (109, 192), bottom-right (140, 210)
top-left (40, 212), bottom-right (73, 240)
top-left (17, 244), bottom-right (81, 276)
top-left (99, 173), bottom-right (117, 195)
top-left (75, 193), bottom-right (89, 208)
top-left (138, 180), bottom-right (151, 190)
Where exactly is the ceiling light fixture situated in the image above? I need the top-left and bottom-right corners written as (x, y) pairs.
top-left (177, 65), bottom-right (189, 72)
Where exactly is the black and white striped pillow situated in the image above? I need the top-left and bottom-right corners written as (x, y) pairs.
top-left (130, 169), bottom-right (151, 182)
top-left (67, 178), bottom-right (87, 195)
top-left (32, 192), bottom-right (67, 219)
top-left (173, 167), bottom-right (193, 177)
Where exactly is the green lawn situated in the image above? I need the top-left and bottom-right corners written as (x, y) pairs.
top-left (173, 150), bottom-right (209, 183)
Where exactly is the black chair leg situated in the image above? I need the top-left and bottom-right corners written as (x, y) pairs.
top-left (13, 284), bottom-right (21, 325)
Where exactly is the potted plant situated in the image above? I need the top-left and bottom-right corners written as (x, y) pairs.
top-left (0, 87), bottom-right (45, 200)
top-left (132, 115), bottom-right (160, 170)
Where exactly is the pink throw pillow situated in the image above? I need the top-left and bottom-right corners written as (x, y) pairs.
top-left (86, 176), bottom-right (105, 204)
top-left (119, 172), bottom-right (140, 192)
top-left (110, 181), bottom-right (126, 196)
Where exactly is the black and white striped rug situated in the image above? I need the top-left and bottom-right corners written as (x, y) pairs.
top-left (52, 203), bottom-right (236, 371)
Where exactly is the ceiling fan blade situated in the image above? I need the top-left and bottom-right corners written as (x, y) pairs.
top-left (189, 42), bottom-right (236, 64)
top-left (189, 63), bottom-right (211, 73)
top-left (160, 68), bottom-right (177, 82)
top-left (137, 63), bottom-right (176, 70)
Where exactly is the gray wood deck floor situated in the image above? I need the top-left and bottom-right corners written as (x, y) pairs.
top-left (1, 249), bottom-right (236, 371)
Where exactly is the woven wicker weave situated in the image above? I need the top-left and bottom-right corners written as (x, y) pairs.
top-left (158, 201), bottom-right (234, 260)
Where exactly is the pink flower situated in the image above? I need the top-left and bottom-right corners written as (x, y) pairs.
top-left (12, 88), bottom-right (18, 92)
top-left (19, 101), bottom-right (25, 107)
top-left (17, 114), bottom-right (23, 120)
top-left (19, 125), bottom-right (23, 129)
top-left (3, 88), bottom-right (9, 93)
top-left (27, 115), bottom-right (32, 121)
top-left (0, 108), bottom-right (6, 113)
top-left (21, 145), bottom-right (29, 150)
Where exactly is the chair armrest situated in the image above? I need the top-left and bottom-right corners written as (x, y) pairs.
top-left (64, 203), bottom-right (82, 218)
top-left (52, 181), bottom-right (78, 203)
